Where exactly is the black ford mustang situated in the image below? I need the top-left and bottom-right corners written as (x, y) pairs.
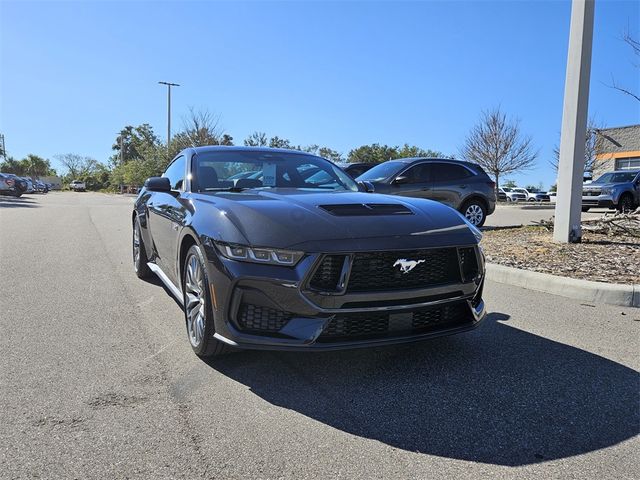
top-left (133, 146), bottom-right (486, 357)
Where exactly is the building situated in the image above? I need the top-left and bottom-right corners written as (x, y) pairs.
top-left (40, 176), bottom-right (63, 190)
top-left (592, 124), bottom-right (640, 177)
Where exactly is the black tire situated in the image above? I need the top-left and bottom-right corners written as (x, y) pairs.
top-left (581, 207), bottom-right (590, 212)
top-left (617, 193), bottom-right (635, 213)
top-left (13, 192), bottom-right (22, 198)
top-left (133, 217), bottom-right (153, 279)
top-left (460, 199), bottom-right (487, 227)
top-left (182, 245), bottom-right (230, 358)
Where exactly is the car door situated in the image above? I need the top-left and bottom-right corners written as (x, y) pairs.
top-left (147, 155), bottom-right (188, 283)
top-left (389, 163), bottom-right (433, 199)
top-left (429, 162), bottom-right (474, 208)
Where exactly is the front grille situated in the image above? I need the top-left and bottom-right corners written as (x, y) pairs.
top-left (309, 255), bottom-right (346, 291)
top-left (237, 304), bottom-right (292, 333)
top-left (346, 248), bottom-right (460, 292)
top-left (319, 302), bottom-right (470, 341)
top-left (458, 247), bottom-right (479, 282)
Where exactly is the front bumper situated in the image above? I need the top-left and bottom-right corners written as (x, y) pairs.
top-left (582, 194), bottom-right (615, 208)
top-left (203, 244), bottom-right (486, 351)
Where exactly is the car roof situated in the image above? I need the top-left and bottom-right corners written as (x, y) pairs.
top-left (190, 145), bottom-right (321, 157)
top-left (391, 157), bottom-right (479, 168)
top-left (609, 169), bottom-right (640, 174)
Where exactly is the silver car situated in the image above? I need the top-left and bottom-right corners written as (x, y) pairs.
top-left (582, 170), bottom-right (640, 212)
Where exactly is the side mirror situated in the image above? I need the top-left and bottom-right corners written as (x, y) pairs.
top-left (358, 181), bottom-right (375, 193)
top-left (392, 175), bottom-right (409, 185)
top-left (144, 176), bottom-right (171, 192)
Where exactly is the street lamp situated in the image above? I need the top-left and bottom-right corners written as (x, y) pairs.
top-left (158, 81), bottom-right (180, 159)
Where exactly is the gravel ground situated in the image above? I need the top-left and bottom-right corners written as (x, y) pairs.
top-left (482, 226), bottom-right (640, 284)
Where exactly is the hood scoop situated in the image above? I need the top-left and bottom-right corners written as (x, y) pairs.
top-left (319, 203), bottom-right (413, 216)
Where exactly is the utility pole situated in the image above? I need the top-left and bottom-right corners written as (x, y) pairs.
top-left (553, 0), bottom-right (595, 243)
top-left (0, 133), bottom-right (6, 161)
top-left (158, 81), bottom-right (180, 160)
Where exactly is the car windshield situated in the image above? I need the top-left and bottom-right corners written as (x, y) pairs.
top-left (356, 161), bottom-right (405, 182)
top-left (193, 150), bottom-right (358, 192)
top-left (593, 171), bottom-right (639, 184)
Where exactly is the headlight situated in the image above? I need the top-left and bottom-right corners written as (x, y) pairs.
top-left (215, 242), bottom-right (304, 266)
top-left (601, 187), bottom-right (612, 196)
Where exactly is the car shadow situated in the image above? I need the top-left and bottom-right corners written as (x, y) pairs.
top-left (203, 312), bottom-right (639, 466)
top-left (0, 196), bottom-right (39, 208)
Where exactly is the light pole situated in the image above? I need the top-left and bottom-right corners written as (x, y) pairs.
top-left (553, 0), bottom-right (595, 243)
top-left (158, 81), bottom-right (180, 159)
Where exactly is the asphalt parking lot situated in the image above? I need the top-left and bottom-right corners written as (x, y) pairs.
top-left (485, 203), bottom-right (605, 228)
top-left (1, 192), bottom-right (638, 479)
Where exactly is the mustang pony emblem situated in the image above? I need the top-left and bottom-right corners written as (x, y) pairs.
top-left (393, 259), bottom-right (425, 274)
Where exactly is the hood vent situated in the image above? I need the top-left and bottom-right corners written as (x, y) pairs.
top-left (319, 203), bottom-right (413, 216)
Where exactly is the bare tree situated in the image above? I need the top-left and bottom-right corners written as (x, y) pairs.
top-left (608, 28), bottom-right (640, 102)
top-left (460, 107), bottom-right (538, 190)
top-left (181, 107), bottom-right (225, 146)
top-left (550, 118), bottom-right (601, 173)
top-left (54, 153), bottom-right (99, 179)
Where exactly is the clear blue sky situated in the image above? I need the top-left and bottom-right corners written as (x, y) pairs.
top-left (1, 0), bottom-right (638, 188)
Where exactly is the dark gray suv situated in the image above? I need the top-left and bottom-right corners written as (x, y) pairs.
top-left (357, 158), bottom-right (497, 227)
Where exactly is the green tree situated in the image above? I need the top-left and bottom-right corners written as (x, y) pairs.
top-left (268, 136), bottom-right (292, 149)
top-left (111, 124), bottom-right (162, 168)
top-left (0, 156), bottom-right (26, 175)
top-left (244, 131), bottom-right (268, 147)
top-left (22, 154), bottom-right (57, 178)
top-left (396, 144), bottom-right (444, 159)
top-left (501, 179), bottom-right (517, 188)
top-left (347, 144), bottom-right (398, 163)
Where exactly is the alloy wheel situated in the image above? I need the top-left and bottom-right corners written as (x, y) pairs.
top-left (133, 223), bottom-right (141, 269)
top-left (185, 254), bottom-right (206, 347)
top-left (465, 204), bottom-right (484, 226)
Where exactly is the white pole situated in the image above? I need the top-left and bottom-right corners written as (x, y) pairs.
top-left (553, 0), bottom-right (595, 243)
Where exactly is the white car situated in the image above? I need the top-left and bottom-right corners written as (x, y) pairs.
top-left (70, 180), bottom-right (86, 192)
top-left (499, 187), bottom-right (527, 202)
top-left (512, 188), bottom-right (550, 202)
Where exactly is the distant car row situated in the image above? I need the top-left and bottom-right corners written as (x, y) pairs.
top-left (0, 173), bottom-right (51, 197)
top-left (497, 187), bottom-right (550, 203)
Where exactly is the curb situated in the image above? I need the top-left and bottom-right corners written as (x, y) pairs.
top-left (486, 263), bottom-right (639, 308)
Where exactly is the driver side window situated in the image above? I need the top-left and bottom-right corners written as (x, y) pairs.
top-left (401, 163), bottom-right (431, 184)
top-left (163, 156), bottom-right (185, 191)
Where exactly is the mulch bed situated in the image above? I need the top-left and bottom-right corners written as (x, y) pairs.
top-left (481, 226), bottom-right (640, 285)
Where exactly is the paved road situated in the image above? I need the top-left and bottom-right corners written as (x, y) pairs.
top-left (1, 192), bottom-right (638, 480)
top-left (485, 204), bottom-right (605, 228)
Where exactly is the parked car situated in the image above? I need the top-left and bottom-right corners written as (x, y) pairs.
top-left (582, 169), bottom-right (640, 212)
top-left (499, 187), bottom-right (527, 202)
top-left (21, 177), bottom-right (34, 193)
top-left (356, 158), bottom-right (496, 227)
top-left (70, 180), bottom-right (86, 192)
top-left (133, 146), bottom-right (486, 357)
top-left (33, 179), bottom-right (49, 193)
top-left (0, 173), bottom-right (19, 196)
top-left (335, 162), bottom-right (378, 179)
top-left (512, 188), bottom-right (550, 202)
top-left (0, 173), bottom-right (28, 196)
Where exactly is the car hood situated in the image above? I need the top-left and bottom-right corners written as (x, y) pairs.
top-left (584, 182), bottom-right (627, 190)
top-left (191, 189), bottom-right (478, 251)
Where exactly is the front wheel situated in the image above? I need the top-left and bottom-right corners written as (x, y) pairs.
top-left (461, 199), bottom-right (487, 227)
top-left (133, 217), bottom-right (152, 279)
top-left (617, 193), bottom-right (635, 213)
top-left (183, 245), bottom-right (229, 357)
